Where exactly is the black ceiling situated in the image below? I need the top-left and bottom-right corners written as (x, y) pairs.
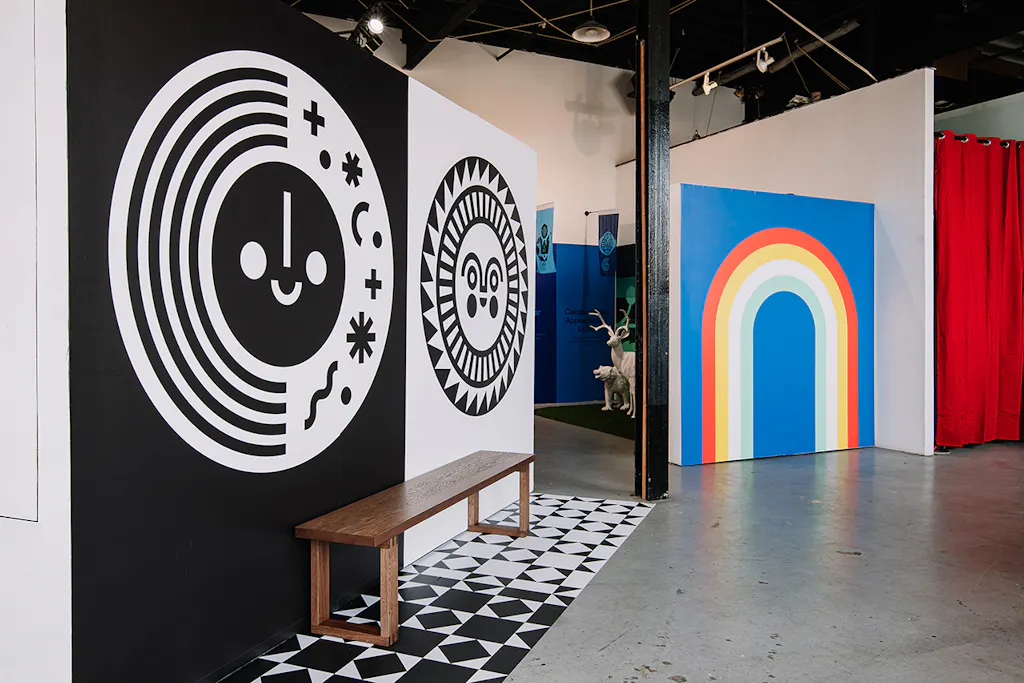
top-left (291, 0), bottom-right (1024, 117)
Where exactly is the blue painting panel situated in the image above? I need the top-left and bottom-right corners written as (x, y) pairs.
top-left (678, 184), bottom-right (874, 466)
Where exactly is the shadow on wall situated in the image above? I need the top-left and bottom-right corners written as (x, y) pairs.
top-left (565, 64), bottom-right (619, 158)
top-left (872, 211), bottom-right (922, 453)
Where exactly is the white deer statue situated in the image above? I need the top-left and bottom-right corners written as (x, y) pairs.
top-left (589, 309), bottom-right (636, 418)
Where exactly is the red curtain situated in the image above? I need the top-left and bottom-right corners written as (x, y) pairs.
top-left (935, 132), bottom-right (1024, 447)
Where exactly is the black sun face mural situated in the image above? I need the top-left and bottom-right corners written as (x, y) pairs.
top-left (107, 50), bottom-right (394, 473)
top-left (420, 157), bottom-right (530, 416)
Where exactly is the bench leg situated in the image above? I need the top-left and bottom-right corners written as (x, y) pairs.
top-left (468, 491), bottom-right (479, 527)
top-left (309, 538), bottom-right (400, 647)
top-left (310, 540), bottom-right (331, 629)
top-left (467, 466), bottom-right (531, 538)
top-left (519, 464), bottom-right (531, 535)
top-left (379, 537), bottom-right (399, 645)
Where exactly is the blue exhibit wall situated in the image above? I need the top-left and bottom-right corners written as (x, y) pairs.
top-left (532, 207), bottom-right (620, 405)
top-left (535, 271), bottom-right (557, 403)
top-left (553, 243), bottom-right (616, 403)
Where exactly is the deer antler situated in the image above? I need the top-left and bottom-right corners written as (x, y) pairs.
top-left (589, 309), bottom-right (613, 333)
top-left (615, 309), bottom-right (631, 339)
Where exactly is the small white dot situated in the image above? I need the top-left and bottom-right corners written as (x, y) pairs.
top-left (306, 251), bottom-right (327, 286)
top-left (240, 241), bottom-right (267, 280)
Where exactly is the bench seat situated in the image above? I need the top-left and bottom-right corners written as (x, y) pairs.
top-left (295, 450), bottom-right (534, 646)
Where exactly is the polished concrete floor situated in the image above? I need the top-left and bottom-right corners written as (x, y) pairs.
top-left (518, 417), bottom-right (1024, 683)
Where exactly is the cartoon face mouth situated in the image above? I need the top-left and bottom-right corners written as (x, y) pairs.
top-left (270, 279), bottom-right (303, 306)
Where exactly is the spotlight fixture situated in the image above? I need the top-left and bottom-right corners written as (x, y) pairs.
top-left (350, 28), bottom-right (383, 53)
top-left (348, 3), bottom-right (387, 53)
top-left (701, 72), bottom-right (718, 96)
top-left (572, 0), bottom-right (611, 43)
top-left (756, 47), bottom-right (775, 73)
top-left (367, 16), bottom-right (385, 35)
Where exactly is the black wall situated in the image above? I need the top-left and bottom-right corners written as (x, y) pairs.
top-left (67, 1), bottom-right (407, 681)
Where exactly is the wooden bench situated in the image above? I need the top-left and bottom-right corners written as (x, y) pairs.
top-left (295, 450), bottom-right (534, 646)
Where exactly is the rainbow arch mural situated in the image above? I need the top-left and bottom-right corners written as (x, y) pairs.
top-left (678, 186), bottom-right (874, 466)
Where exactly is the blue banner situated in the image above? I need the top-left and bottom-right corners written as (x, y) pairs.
top-left (536, 206), bottom-right (556, 274)
top-left (598, 213), bottom-right (618, 277)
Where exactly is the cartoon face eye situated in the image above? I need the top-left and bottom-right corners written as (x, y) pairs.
top-left (485, 257), bottom-right (503, 294)
top-left (306, 251), bottom-right (327, 285)
top-left (461, 254), bottom-right (482, 317)
top-left (462, 253), bottom-right (480, 291)
top-left (240, 241), bottom-right (267, 280)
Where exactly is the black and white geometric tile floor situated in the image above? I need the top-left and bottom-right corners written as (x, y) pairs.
top-left (222, 494), bottom-right (652, 683)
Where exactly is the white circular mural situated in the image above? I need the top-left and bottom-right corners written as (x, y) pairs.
top-left (420, 157), bottom-right (529, 416)
top-left (108, 51), bottom-right (393, 472)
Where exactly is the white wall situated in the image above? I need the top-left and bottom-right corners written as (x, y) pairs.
top-left (617, 69), bottom-right (936, 458)
top-left (403, 81), bottom-right (537, 563)
top-left (308, 14), bottom-right (743, 246)
top-left (0, 1), bottom-right (72, 682)
top-left (936, 90), bottom-right (1024, 140)
top-left (1, 0), bottom-right (40, 522)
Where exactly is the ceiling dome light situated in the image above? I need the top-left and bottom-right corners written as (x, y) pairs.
top-left (367, 16), bottom-right (385, 35)
top-left (572, 1), bottom-right (609, 43)
top-left (573, 19), bottom-right (610, 43)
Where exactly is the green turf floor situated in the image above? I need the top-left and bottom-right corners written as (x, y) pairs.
top-left (535, 403), bottom-right (637, 441)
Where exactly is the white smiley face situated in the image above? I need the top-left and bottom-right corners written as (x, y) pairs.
top-left (237, 191), bottom-right (330, 306)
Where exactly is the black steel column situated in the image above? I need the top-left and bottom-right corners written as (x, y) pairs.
top-left (634, 0), bottom-right (671, 500)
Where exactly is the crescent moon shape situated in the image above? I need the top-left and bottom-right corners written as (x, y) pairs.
top-left (351, 201), bottom-right (370, 245)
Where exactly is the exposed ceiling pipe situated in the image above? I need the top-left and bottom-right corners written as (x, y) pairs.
top-left (716, 19), bottom-right (861, 87)
top-left (989, 37), bottom-right (1024, 50)
top-left (761, 0), bottom-right (877, 82)
top-left (978, 45), bottom-right (1024, 66)
top-left (669, 35), bottom-right (785, 91)
top-left (983, 35), bottom-right (1024, 65)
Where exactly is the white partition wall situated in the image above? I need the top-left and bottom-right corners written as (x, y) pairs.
top-left (0, 0), bottom-right (40, 522)
top-left (0, 1), bottom-right (73, 681)
top-left (617, 69), bottom-right (935, 458)
top-left (405, 81), bottom-right (537, 564)
top-left (936, 90), bottom-right (1024, 140)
